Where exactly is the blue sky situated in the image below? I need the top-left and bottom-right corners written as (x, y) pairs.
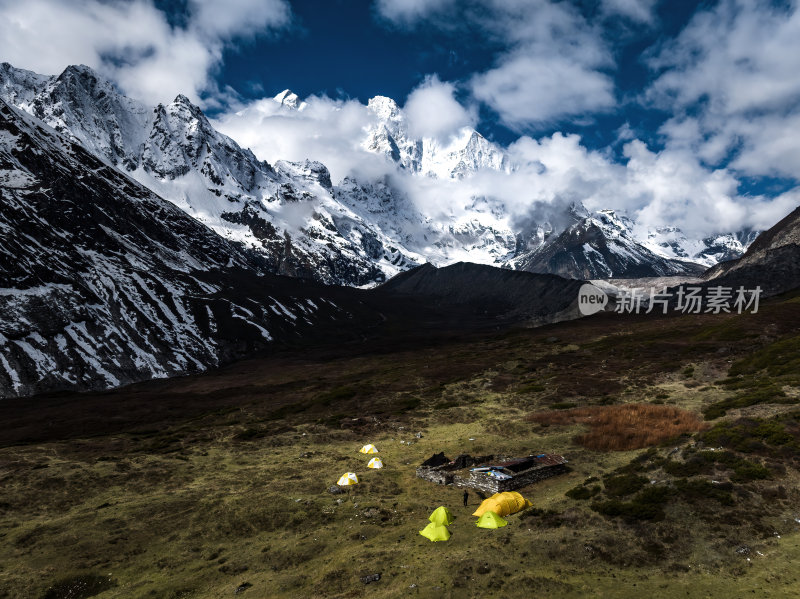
top-left (1, 0), bottom-right (799, 235)
top-left (217, 0), bottom-right (700, 151)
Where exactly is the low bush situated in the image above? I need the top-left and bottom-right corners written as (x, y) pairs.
top-left (703, 384), bottom-right (790, 420)
top-left (565, 485), bottom-right (601, 500)
top-left (674, 479), bottom-right (733, 506)
top-left (603, 473), bottom-right (648, 497)
top-left (662, 454), bottom-right (714, 477)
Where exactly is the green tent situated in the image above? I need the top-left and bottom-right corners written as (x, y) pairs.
top-left (476, 510), bottom-right (508, 529)
top-left (419, 522), bottom-right (451, 542)
top-left (428, 506), bottom-right (454, 526)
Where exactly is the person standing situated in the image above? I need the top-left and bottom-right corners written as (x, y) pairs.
top-left (463, 489), bottom-right (469, 507)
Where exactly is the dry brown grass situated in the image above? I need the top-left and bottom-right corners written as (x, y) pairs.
top-left (527, 404), bottom-right (709, 451)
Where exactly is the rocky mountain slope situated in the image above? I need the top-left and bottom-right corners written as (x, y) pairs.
top-left (0, 98), bottom-right (374, 398)
top-left (0, 62), bottom-right (420, 286)
top-left (704, 204), bottom-right (800, 296)
top-left (0, 62), bottom-right (754, 283)
top-left (378, 262), bottom-right (584, 323)
top-left (511, 209), bottom-right (705, 279)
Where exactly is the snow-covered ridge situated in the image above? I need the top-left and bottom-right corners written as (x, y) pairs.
top-left (0, 62), bottom-right (756, 284)
top-left (0, 98), bottom-right (352, 398)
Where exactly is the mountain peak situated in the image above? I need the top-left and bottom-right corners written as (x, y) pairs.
top-left (169, 94), bottom-right (207, 121)
top-left (273, 89), bottom-right (302, 109)
top-left (172, 93), bottom-right (195, 106)
top-left (367, 95), bottom-right (402, 121)
top-left (58, 64), bottom-right (100, 82)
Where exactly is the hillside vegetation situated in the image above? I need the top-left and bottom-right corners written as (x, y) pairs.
top-left (1, 291), bottom-right (800, 598)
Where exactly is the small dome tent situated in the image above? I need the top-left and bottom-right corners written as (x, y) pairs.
top-left (476, 510), bottom-right (508, 529)
top-left (367, 457), bottom-right (384, 469)
top-left (359, 444), bottom-right (379, 454)
top-left (419, 522), bottom-right (451, 542)
top-left (428, 506), bottom-right (453, 526)
top-left (337, 472), bottom-right (359, 486)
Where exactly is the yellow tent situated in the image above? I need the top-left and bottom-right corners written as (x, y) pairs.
top-left (419, 522), bottom-right (451, 542)
top-left (472, 491), bottom-right (532, 518)
top-left (337, 472), bottom-right (359, 486)
top-left (476, 510), bottom-right (508, 529)
top-left (359, 444), bottom-right (379, 454)
top-left (428, 506), bottom-right (453, 526)
top-left (367, 457), bottom-right (384, 469)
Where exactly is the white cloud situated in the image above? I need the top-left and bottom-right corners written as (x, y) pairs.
top-left (471, 53), bottom-right (615, 128)
top-left (600, 0), bottom-right (658, 23)
top-left (403, 75), bottom-right (476, 140)
top-left (473, 0), bottom-right (617, 127)
top-left (189, 0), bottom-right (290, 39)
top-left (373, 0), bottom-right (617, 128)
top-left (0, 0), bottom-right (290, 106)
top-left (451, 132), bottom-right (787, 238)
top-left (214, 94), bottom-right (390, 183)
top-left (373, 0), bottom-right (455, 25)
top-left (647, 0), bottom-right (800, 178)
top-left (218, 87), bottom-right (788, 238)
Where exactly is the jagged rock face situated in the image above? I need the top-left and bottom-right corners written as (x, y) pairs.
top-left (364, 96), bottom-right (423, 172)
top-left (0, 100), bottom-right (359, 398)
top-left (363, 95), bottom-right (508, 179)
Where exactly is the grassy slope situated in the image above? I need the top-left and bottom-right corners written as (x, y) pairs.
top-left (1, 292), bottom-right (800, 598)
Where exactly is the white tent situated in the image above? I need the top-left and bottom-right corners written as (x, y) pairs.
top-left (337, 472), bottom-right (359, 486)
top-left (359, 444), bottom-right (379, 454)
top-left (367, 457), bottom-right (384, 469)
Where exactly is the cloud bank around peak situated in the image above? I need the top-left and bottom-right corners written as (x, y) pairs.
top-left (0, 0), bottom-right (291, 106)
top-left (214, 85), bottom-right (792, 240)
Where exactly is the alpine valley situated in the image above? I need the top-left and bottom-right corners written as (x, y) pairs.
top-left (0, 61), bottom-right (787, 400)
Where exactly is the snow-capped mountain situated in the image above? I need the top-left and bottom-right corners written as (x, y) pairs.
top-left (644, 226), bottom-right (760, 268)
top-left (273, 89), bottom-right (306, 111)
top-left (510, 209), bottom-right (705, 279)
top-left (363, 95), bottom-right (508, 178)
top-left (0, 63), bottom-right (420, 286)
top-left (0, 98), bottom-right (365, 397)
top-left (0, 62), bottom-right (755, 285)
top-left (704, 204), bottom-right (800, 296)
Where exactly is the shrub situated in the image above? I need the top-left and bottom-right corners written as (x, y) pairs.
top-left (701, 415), bottom-right (800, 456)
top-left (674, 479), bottom-right (733, 506)
top-left (591, 498), bottom-right (664, 522)
top-left (592, 481), bottom-right (675, 522)
top-left (730, 462), bottom-right (771, 483)
top-left (663, 455), bottom-right (714, 477)
top-left (603, 473), bottom-right (648, 497)
top-left (566, 485), bottom-right (601, 500)
top-left (526, 404), bottom-right (708, 451)
top-left (518, 382), bottom-right (546, 394)
top-left (703, 384), bottom-right (790, 420)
